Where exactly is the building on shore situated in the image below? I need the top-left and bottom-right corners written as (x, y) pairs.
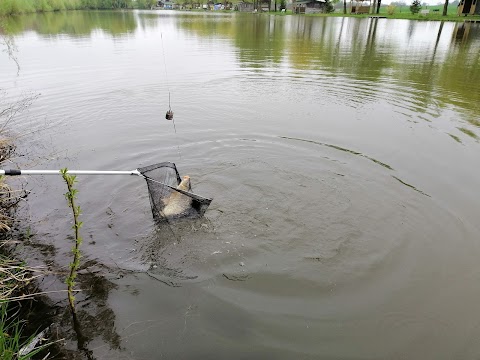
top-left (292, 0), bottom-right (327, 14)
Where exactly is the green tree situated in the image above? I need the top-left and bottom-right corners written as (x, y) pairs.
top-left (410, 0), bottom-right (421, 13)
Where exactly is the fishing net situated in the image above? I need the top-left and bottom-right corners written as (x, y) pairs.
top-left (138, 162), bottom-right (212, 222)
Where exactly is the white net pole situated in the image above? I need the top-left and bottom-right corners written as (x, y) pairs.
top-left (0, 170), bottom-right (141, 176)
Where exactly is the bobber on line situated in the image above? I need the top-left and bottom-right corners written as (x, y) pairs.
top-left (165, 110), bottom-right (173, 120)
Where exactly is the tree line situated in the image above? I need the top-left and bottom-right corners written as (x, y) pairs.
top-left (0, 0), bottom-right (157, 16)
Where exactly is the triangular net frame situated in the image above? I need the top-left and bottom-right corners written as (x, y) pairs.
top-left (137, 162), bottom-right (212, 222)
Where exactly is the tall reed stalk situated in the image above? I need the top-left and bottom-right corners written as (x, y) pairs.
top-left (60, 168), bottom-right (82, 315)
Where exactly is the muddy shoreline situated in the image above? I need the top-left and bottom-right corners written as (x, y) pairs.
top-left (1, 218), bottom-right (130, 359)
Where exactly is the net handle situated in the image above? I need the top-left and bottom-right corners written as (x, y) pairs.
top-left (0, 168), bottom-right (212, 202)
top-left (0, 169), bottom-right (141, 176)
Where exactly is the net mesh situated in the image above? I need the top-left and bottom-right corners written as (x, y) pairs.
top-left (138, 162), bottom-right (212, 222)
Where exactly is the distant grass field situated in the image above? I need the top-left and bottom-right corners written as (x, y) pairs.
top-left (378, 4), bottom-right (459, 15)
top-left (379, 4), bottom-right (456, 15)
top-left (299, 4), bottom-right (480, 21)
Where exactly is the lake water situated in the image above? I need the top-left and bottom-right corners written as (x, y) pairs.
top-left (1, 10), bottom-right (480, 359)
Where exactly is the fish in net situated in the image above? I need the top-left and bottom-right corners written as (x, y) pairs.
top-left (138, 162), bottom-right (212, 222)
top-left (0, 162), bottom-right (212, 222)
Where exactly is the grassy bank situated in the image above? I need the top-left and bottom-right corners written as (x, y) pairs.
top-left (0, 255), bottom-right (54, 359)
top-left (0, 34), bottom-right (54, 353)
top-left (1, 0), bottom-right (81, 16)
top-left (378, 4), bottom-right (458, 15)
top-left (0, 150), bottom-right (53, 358)
top-left (2, 1), bottom-right (478, 22)
top-left (308, 12), bottom-right (479, 22)
top-left (278, 4), bottom-right (479, 22)
top-left (0, 0), bottom-right (157, 17)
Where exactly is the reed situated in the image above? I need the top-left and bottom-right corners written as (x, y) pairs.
top-left (60, 168), bottom-right (82, 316)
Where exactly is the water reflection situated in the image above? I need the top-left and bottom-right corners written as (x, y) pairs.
top-left (2, 10), bottom-right (136, 37)
top-left (174, 14), bottom-right (480, 123)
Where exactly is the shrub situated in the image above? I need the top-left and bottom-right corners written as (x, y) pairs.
top-left (47, 0), bottom-right (67, 10)
top-left (387, 4), bottom-right (396, 14)
top-left (0, 0), bottom-right (27, 16)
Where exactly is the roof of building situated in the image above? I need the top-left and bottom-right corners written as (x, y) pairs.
top-left (295, 0), bottom-right (325, 3)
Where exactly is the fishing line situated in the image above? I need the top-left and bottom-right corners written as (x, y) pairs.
top-left (168, 92), bottom-right (178, 139)
top-left (160, 33), bottom-right (170, 93)
top-left (160, 32), bottom-right (181, 161)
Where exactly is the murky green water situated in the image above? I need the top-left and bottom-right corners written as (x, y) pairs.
top-left (1, 10), bottom-right (480, 359)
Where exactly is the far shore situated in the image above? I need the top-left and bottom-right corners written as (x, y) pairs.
top-left (269, 9), bottom-right (480, 22)
top-left (1, 4), bottom-right (479, 23)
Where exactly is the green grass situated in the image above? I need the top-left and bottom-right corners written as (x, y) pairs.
top-left (300, 11), bottom-right (478, 22)
top-left (0, 253), bottom-right (55, 359)
top-left (0, 299), bottom-right (52, 359)
top-left (279, 4), bottom-right (480, 21)
top-left (378, 4), bottom-right (458, 16)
